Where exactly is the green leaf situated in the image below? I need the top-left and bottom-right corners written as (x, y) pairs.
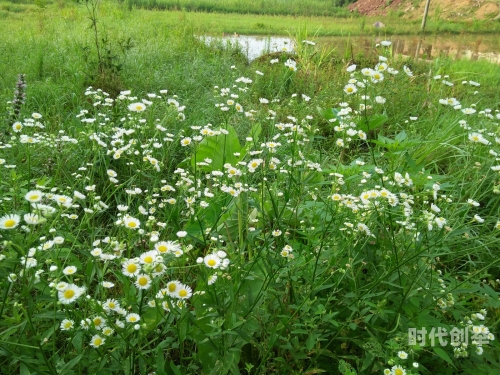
top-left (142, 306), bottom-right (163, 332)
top-left (178, 314), bottom-right (189, 344)
top-left (216, 199), bottom-right (241, 241)
top-left (317, 106), bottom-right (341, 123)
top-left (433, 347), bottom-right (455, 368)
top-left (360, 352), bottom-right (374, 372)
top-left (20, 363), bottom-right (31, 375)
top-left (72, 331), bottom-right (83, 354)
top-left (155, 343), bottom-right (167, 375)
top-left (58, 354), bottom-right (83, 373)
top-left (395, 130), bottom-right (407, 142)
top-left (192, 125), bottom-right (241, 172)
top-left (169, 362), bottom-right (182, 375)
top-left (248, 122), bottom-right (261, 140)
top-left (306, 333), bottom-right (320, 351)
top-left (338, 359), bottom-right (357, 375)
top-left (357, 113), bottom-right (388, 132)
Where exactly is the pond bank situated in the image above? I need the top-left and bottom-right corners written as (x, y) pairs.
top-left (202, 34), bottom-right (500, 64)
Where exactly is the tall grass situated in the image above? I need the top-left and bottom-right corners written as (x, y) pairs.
top-left (125, 0), bottom-right (355, 17)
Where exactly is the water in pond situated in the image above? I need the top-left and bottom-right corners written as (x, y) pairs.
top-left (202, 34), bottom-right (500, 64)
top-left (202, 35), bottom-right (295, 61)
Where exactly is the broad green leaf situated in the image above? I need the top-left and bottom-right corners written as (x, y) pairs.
top-left (248, 122), bottom-right (261, 140)
top-left (72, 331), bottom-right (83, 354)
top-left (338, 359), bottom-right (357, 375)
top-left (142, 306), bottom-right (163, 332)
top-left (216, 200), bottom-right (239, 241)
top-left (169, 362), bottom-right (182, 375)
top-left (58, 354), bottom-right (83, 374)
top-left (240, 122), bottom-right (262, 159)
top-left (317, 106), bottom-right (341, 123)
top-left (178, 314), bottom-right (189, 344)
top-left (191, 125), bottom-right (241, 172)
top-left (360, 352), bottom-right (375, 372)
top-left (155, 341), bottom-right (168, 375)
top-left (20, 363), bottom-right (32, 375)
top-left (357, 113), bottom-right (388, 132)
top-left (433, 347), bottom-right (455, 367)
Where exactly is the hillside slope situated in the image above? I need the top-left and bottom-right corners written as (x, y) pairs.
top-left (347, 0), bottom-right (500, 20)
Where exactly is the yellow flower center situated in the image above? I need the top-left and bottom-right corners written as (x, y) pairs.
top-left (127, 221), bottom-right (137, 228)
top-left (138, 277), bottom-right (148, 286)
top-left (129, 316), bottom-right (137, 322)
top-left (94, 318), bottom-right (102, 326)
top-left (126, 264), bottom-right (138, 273)
top-left (394, 369), bottom-right (403, 375)
top-left (207, 259), bottom-right (216, 267)
top-left (64, 289), bottom-right (75, 299)
top-left (143, 256), bottom-right (153, 263)
top-left (168, 283), bottom-right (177, 292)
top-left (4, 219), bottom-right (16, 228)
top-left (179, 290), bottom-right (187, 298)
top-left (30, 195), bottom-right (39, 200)
top-left (94, 338), bottom-right (103, 346)
top-left (158, 245), bottom-right (167, 253)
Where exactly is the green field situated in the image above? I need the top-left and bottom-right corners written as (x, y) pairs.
top-left (2, 0), bottom-right (500, 36)
top-left (1, 1), bottom-right (500, 374)
top-left (125, 0), bottom-right (356, 16)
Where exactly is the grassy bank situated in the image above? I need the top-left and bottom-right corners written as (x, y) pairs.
top-left (2, 0), bottom-right (500, 36)
top-left (1, 2), bottom-right (500, 375)
top-left (125, 0), bottom-right (355, 17)
top-left (2, 2), bottom-right (500, 121)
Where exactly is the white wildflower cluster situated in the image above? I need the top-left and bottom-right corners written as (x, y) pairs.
top-left (453, 309), bottom-right (495, 358)
top-left (329, 168), bottom-right (452, 236)
top-left (82, 87), bottom-right (185, 172)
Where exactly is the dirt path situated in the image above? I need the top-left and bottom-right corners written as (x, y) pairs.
top-left (347, 0), bottom-right (500, 20)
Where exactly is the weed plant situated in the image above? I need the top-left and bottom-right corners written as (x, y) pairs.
top-left (1, 4), bottom-right (500, 375)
